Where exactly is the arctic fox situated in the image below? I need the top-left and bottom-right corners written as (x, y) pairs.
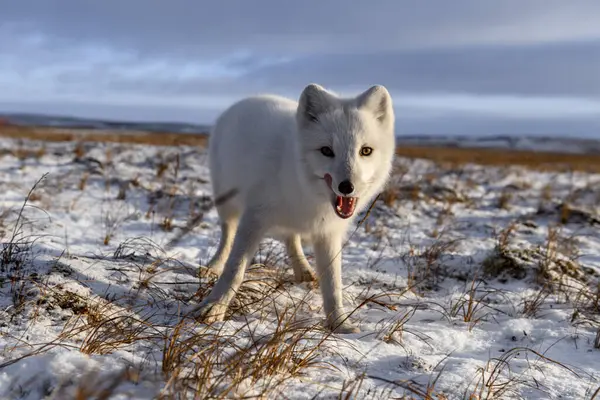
top-left (196, 84), bottom-right (396, 333)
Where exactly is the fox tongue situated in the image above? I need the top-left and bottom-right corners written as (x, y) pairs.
top-left (336, 196), bottom-right (355, 215)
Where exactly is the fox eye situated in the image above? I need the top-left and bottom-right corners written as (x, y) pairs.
top-left (320, 146), bottom-right (334, 157)
top-left (360, 147), bottom-right (373, 156)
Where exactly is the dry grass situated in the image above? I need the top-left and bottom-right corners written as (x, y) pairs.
top-left (465, 346), bottom-right (582, 399)
top-left (395, 144), bottom-right (600, 173)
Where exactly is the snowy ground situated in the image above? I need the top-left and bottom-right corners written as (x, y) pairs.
top-left (1, 137), bottom-right (600, 399)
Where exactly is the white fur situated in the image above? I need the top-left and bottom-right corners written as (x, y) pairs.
top-left (195, 84), bottom-right (396, 333)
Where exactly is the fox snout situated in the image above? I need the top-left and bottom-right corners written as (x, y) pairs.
top-left (325, 174), bottom-right (356, 197)
top-left (337, 180), bottom-right (354, 196)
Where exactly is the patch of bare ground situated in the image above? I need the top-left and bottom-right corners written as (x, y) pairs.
top-left (4, 125), bottom-right (600, 171)
top-left (0, 125), bottom-right (208, 147)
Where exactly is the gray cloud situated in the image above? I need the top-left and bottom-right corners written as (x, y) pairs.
top-left (1, 0), bottom-right (599, 135)
top-left (4, 0), bottom-right (600, 55)
top-left (102, 41), bottom-right (597, 99)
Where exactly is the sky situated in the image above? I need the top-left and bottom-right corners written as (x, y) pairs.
top-left (0, 0), bottom-right (599, 136)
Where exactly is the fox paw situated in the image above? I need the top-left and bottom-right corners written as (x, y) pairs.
top-left (330, 322), bottom-right (361, 334)
top-left (292, 261), bottom-right (317, 283)
top-left (194, 300), bottom-right (228, 324)
top-left (198, 266), bottom-right (222, 279)
top-left (294, 267), bottom-right (317, 283)
top-left (327, 314), bottom-right (360, 334)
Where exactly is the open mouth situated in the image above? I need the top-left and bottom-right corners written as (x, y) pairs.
top-left (324, 174), bottom-right (358, 219)
top-left (334, 195), bottom-right (357, 219)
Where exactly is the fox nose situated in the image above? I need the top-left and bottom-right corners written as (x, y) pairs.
top-left (338, 180), bottom-right (354, 195)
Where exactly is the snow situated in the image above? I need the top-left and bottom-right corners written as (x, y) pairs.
top-left (1, 137), bottom-right (599, 399)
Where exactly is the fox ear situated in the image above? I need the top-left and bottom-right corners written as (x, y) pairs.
top-left (297, 83), bottom-right (337, 127)
top-left (356, 85), bottom-right (394, 125)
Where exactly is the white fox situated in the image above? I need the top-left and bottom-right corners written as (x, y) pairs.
top-left (195, 84), bottom-right (396, 333)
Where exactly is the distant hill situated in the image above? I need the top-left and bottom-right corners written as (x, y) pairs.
top-left (396, 134), bottom-right (600, 155)
top-left (0, 112), bottom-right (210, 134)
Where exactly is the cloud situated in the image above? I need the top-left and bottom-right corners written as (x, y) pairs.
top-left (0, 0), bottom-right (599, 134)
top-left (178, 41), bottom-right (600, 98)
top-left (4, 1), bottom-right (600, 54)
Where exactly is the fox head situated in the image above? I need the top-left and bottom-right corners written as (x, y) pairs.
top-left (296, 84), bottom-right (396, 220)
